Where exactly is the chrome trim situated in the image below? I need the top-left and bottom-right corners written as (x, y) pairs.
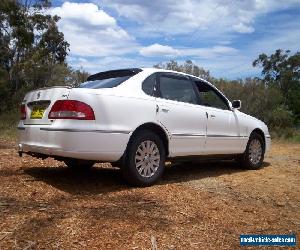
top-left (172, 133), bottom-right (205, 137)
top-left (207, 135), bottom-right (248, 138)
top-left (39, 128), bottom-right (131, 134)
top-left (172, 133), bottom-right (248, 138)
top-left (27, 100), bottom-right (50, 107)
top-left (24, 123), bottom-right (52, 125)
top-left (265, 135), bottom-right (271, 138)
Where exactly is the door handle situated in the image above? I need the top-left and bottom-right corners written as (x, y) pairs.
top-left (156, 105), bottom-right (169, 113)
top-left (210, 114), bottom-right (216, 118)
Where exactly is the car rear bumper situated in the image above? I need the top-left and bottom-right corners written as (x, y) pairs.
top-left (18, 126), bottom-right (131, 162)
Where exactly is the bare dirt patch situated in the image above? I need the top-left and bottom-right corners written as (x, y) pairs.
top-left (0, 139), bottom-right (299, 249)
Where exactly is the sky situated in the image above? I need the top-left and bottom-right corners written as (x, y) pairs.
top-left (50, 0), bottom-right (300, 79)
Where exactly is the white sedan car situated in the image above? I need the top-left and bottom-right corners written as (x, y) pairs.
top-left (18, 68), bottom-right (271, 186)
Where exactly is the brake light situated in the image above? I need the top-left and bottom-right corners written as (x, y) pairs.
top-left (20, 104), bottom-right (26, 120)
top-left (48, 100), bottom-right (95, 120)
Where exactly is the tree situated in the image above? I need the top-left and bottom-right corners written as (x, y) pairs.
top-left (0, 0), bottom-right (69, 111)
top-left (214, 78), bottom-right (288, 127)
top-left (154, 60), bottom-right (211, 80)
top-left (68, 68), bottom-right (90, 87)
top-left (253, 49), bottom-right (300, 122)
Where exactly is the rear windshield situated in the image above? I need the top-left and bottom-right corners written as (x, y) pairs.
top-left (79, 69), bottom-right (142, 89)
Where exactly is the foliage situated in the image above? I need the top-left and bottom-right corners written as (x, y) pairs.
top-left (154, 60), bottom-right (211, 80)
top-left (253, 49), bottom-right (300, 123)
top-left (214, 78), bottom-right (284, 126)
top-left (286, 132), bottom-right (300, 143)
top-left (68, 68), bottom-right (90, 87)
top-left (0, 0), bottom-right (69, 112)
top-left (0, 109), bottom-right (19, 138)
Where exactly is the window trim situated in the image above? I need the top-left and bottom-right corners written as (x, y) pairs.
top-left (156, 72), bottom-right (201, 105)
top-left (80, 68), bottom-right (143, 89)
top-left (142, 72), bottom-right (231, 110)
top-left (141, 73), bottom-right (158, 97)
top-left (192, 78), bottom-right (231, 110)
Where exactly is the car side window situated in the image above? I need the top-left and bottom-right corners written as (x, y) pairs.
top-left (142, 74), bottom-right (156, 96)
top-left (158, 75), bottom-right (198, 105)
top-left (194, 81), bottom-right (229, 110)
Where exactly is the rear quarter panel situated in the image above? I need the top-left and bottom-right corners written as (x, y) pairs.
top-left (68, 89), bottom-right (158, 133)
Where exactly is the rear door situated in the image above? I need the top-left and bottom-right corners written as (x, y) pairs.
top-left (155, 73), bottom-right (207, 157)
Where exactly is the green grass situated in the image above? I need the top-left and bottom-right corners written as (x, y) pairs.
top-left (270, 127), bottom-right (300, 143)
top-left (286, 133), bottom-right (300, 143)
top-left (0, 111), bottom-right (19, 140)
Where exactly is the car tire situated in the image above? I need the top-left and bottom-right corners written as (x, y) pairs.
top-left (239, 132), bottom-right (265, 170)
top-left (122, 129), bottom-right (166, 186)
top-left (64, 159), bottom-right (94, 169)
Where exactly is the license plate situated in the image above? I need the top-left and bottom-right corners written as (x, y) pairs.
top-left (30, 106), bottom-right (46, 119)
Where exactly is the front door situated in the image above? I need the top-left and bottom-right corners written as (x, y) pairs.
top-left (192, 79), bottom-right (243, 154)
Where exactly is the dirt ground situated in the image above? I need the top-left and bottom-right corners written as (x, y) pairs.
top-left (0, 138), bottom-right (299, 249)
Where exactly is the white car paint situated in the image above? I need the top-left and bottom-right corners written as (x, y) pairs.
top-left (18, 68), bottom-right (271, 162)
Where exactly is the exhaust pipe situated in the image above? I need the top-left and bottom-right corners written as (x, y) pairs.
top-left (18, 144), bottom-right (23, 157)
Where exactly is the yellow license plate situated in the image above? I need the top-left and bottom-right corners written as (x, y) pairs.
top-left (30, 106), bottom-right (45, 119)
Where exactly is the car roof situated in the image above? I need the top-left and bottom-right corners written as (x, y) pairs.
top-left (141, 67), bottom-right (210, 83)
top-left (85, 67), bottom-right (231, 105)
top-left (88, 67), bottom-right (210, 85)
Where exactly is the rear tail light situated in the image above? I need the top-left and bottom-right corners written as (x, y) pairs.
top-left (20, 104), bottom-right (26, 120)
top-left (48, 100), bottom-right (95, 120)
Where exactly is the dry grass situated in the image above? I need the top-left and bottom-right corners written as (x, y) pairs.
top-left (0, 139), bottom-right (299, 249)
top-left (0, 112), bottom-right (19, 140)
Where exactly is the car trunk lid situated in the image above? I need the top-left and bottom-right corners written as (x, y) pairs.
top-left (23, 86), bottom-right (72, 125)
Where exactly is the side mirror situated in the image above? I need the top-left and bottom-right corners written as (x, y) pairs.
top-left (232, 100), bottom-right (241, 109)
